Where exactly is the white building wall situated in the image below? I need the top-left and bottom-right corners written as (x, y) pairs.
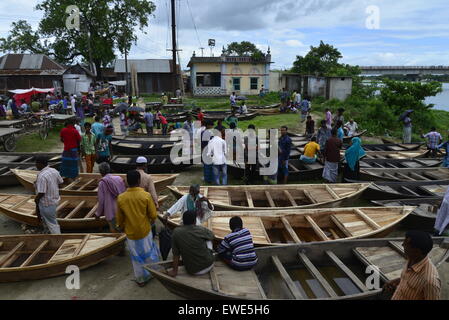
top-left (63, 74), bottom-right (93, 95)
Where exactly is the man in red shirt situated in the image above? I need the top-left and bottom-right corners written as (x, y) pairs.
top-left (196, 108), bottom-right (205, 126)
top-left (60, 118), bottom-right (81, 182)
top-left (159, 114), bottom-right (168, 135)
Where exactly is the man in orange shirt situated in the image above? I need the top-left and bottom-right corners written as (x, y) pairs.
top-left (384, 230), bottom-right (441, 300)
top-left (300, 137), bottom-right (321, 164)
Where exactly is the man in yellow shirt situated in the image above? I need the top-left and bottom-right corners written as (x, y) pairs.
top-left (300, 137), bottom-right (321, 164)
top-left (116, 170), bottom-right (160, 287)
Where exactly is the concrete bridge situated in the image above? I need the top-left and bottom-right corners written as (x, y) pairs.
top-left (360, 66), bottom-right (449, 76)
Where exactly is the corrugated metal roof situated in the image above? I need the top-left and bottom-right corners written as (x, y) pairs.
top-left (114, 59), bottom-right (172, 73)
top-left (0, 54), bottom-right (64, 71)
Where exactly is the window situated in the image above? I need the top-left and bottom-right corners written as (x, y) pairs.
top-left (233, 78), bottom-right (241, 91)
top-left (250, 77), bottom-right (258, 90)
top-left (196, 72), bottom-right (221, 87)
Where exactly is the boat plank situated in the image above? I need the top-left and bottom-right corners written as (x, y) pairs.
top-left (298, 252), bottom-right (338, 298)
top-left (281, 217), bottom-right (302, 243)
top-left (264, 191), bottom-right (276, 208)
top-left (20, 240), bottom-right (49, 267)
top-left (305, 216), bottom-right (329, 241)
top-left (84, 204), bottom-right (99, 218)
top-left (272, 255), bottom-right (304, 299)
top-left (73, 235), bottom-right (91, 257)
top-left (0, 241), bottom-right (25, 267)
top-left (325, 186), bottom-right (340, 200)
top-left (330, 215), bottom-right (353, 237)
top-left (64, 201), bottom-right (87, 219)
top-left (303, 190), bottom-right (318, 204)
top-left (283, 190), bottom-right (298, 206)
top-left (245, 191), bottom-right (255, 208)
top-left (78, 179), bottom-right (95, 191)
top-left (325, 250), bottom-right (368, 292)
top-left (354, 209), bottom-right (381, 230)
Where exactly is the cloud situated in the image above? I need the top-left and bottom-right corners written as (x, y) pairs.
top-left (285, 40), bottom-right (305, 47)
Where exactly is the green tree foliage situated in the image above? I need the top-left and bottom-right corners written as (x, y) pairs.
top-left (0, 20), bottom-right (49, 55)
top-left (0, 0), bottom-right (155, 77)
top-left (292, 41), bottom-right (360, 77)
top-left (224, 41), bottom-right (264, 58)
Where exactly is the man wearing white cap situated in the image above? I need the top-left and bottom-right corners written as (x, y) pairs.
top-left (135, 157), bottom-right (159, 211)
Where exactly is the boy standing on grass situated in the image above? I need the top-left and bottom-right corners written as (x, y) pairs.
top-left (81, 122), bottom-right (97, 173)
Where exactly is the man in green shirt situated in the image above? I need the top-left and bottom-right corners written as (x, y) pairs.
top-left (168, 210), bottom-right (215, 277)
top-left (225, 111), bottom-right (238, 128)
top-left (31, 98), bottom-right (41, 113)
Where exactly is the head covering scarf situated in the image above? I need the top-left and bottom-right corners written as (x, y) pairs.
top-left (345, 137), bottom-right (366, 171)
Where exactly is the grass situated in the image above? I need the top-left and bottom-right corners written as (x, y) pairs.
top-left (15, 124), bottom-right (64, 153)
top-left (237, 114), bottom-right (303, 132)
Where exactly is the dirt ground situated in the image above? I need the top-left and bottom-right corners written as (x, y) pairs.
top-left (1, 116), bottom-right (448, 300)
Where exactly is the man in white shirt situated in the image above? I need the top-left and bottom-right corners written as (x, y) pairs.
top-left (207, 131), bottom-right (228, 185)
top-left (163, 184), bottom-right (214, 225)
top-left (344, 119), bottom-right (359, 137)
top-left (294, 91), bottom-right (302, 107)
top-left (230, 92), bottom-right (237, 109)
top-left (34, 156), bottom-right (64, 234)
top-left (70, 95), bottom-right (76, 115)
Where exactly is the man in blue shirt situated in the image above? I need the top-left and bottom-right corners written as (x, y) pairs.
top-left (278, 126), bottom-right (292, 184)
top-left (95, 125), bottom-right (113, 163)
top-left (91, 116), bottom-right (105, 136)
top-left (144, 107), bottom-right (154, 136)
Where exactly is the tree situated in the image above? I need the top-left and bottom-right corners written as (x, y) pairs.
top-left (35, 0), bottom-right (156, 77)
top-left (224, 41), bottom-right (264, 58)
top-left (0, 20), bottom-right (49, 55)
top-left (291, 41), bottom-right (358, 77)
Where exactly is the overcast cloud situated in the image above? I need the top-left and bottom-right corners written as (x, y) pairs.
top-left (0, 0), bottom-right (448, 69)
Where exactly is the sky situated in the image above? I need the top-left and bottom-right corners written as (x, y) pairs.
top-left (0, 0), bottom-right (448, 70)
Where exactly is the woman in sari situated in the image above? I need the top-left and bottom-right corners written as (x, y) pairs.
top-left (343, 137), bottom-right (366, 181)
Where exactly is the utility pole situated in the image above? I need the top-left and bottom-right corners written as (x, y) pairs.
top-left (124, 42), bottom-right (129, 97)
top-left (200, 47), bottom-right (205, 57)
top-left (171, 0), bottom-right (178, 96)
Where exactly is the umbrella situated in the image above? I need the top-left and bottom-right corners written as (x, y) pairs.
top-left (399, 109), bottom-right (414, 121)
top-left (236, 96), bottom-right (247, 101)
top-left (128, 106), bottom-right (145, 113)
top-left (113, 102), bottom-right (128, 113)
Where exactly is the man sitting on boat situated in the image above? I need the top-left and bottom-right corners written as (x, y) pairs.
top-left (344, 119), bottom-right (359, 137)
top-left (163, 184), bottom-right (214, 225)
top-left (168, 210), bottom-right (215, 278)
top-left (300, 137), bottom-right (321, 164)
top-left (384, 230), bottom-right (441, 300)
top-left (217, 216), bottom-right (258, 271)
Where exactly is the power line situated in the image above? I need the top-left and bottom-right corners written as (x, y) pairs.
top-left (186, 0), bottom-right (202, 48)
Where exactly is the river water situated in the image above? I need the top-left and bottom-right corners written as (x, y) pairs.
top-left (426, 83), bottom-right (449, 111)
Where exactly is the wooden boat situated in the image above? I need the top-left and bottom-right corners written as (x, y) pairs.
top-left (372, 198), bottom-right (442, 231)
top-left (162, 206), bottom-right (414, 246)
top-left (193, 111), bottom-right (259, 122)
top-left (227, 159), bottom-right (324, 182)
top-left (0, 233), bottom-right (125, 282)
top-left (111, 139), bottom-right (180, 155)
top-left (359, 167), bottom-right (449, 183)
top-left (110, 155), bottom-right (199, 173)
top-left (381, 138), bottom-right (425, 145)
top-left (342, 130), bottom-right (368, 144)
top-left (353, 180), bottom-right (449, 200)
top-left (168, 184), bottom-right (371, 211)
top-left (0, 153), bottom-right (61, 186)
top-left (0, 194), bottom-right (168, 230)
top-left (358, 143), bottom-right (424, 152)
top-left (252, 107), bottom-right (281, 115)
top-left (11, 169), bottom-right (178, 196)
top-left (248, 104), bottom-right (280, 110)
top-left (359, 150), bottom-right (430, 159)
top-left (146, 237), bottom-right (449, 300)
top-left (359, 158), bottom-right (442, 169)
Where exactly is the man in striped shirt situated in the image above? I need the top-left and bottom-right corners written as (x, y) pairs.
top-left (34, 156), bottom-right (64, 234)
top-left (217, 216), bottom-right (258, 271)
top-left (422, 127), bottom-right (442, 157)
top-left (384, 230), bottom-right (441, 300)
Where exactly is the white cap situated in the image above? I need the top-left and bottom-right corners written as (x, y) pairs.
top-left (136, 156), bottom-right (147, 164)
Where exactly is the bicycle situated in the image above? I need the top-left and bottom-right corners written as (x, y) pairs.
top-left (39, 114), bottom-right (54, 140)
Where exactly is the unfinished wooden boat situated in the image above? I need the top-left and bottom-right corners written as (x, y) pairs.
top-left (111, 139), bottom-right (181, 155)
top-left (11, 169), bottom-right (178, 196)
top-left (358, 150), bottom-right (430, 159)
top-left (358, 143), bottom-right (424, 152)
top-left (359, 158), bottom-right (442, 169)
top-left (359, 167), bottom-right (449, 183)
top-left (168, 184), bottom-right (371, 211)
top-left (110, 155), bottom-right (199, 173)
top-left (0, 153), bottom-right (60, 187)
top-left (248, 104), bottom-right (280, 110)
top-left (372, 198), bottom-right (441, 231)
top-left (0, 233), bottom-right (125, 282)
top-left (342, 130), bottom-right (368, 144)
top-left (227, 159), bottom-right (324, 182)
top-left (146, 237), bottom-right (449, 300)
top-left (0, 194), bottom-right (168, 230)
top-left (162, 206), bottom-right (414, 246)
top-left (353, 180), bottom-right (449, 200)
top-left (194, 111), bottom-right (259, 121)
